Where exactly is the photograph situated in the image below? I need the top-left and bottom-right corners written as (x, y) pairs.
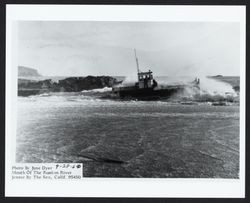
top-left (16, 20), bottom-right (240, 178)
top-left (4, 4), bottom-right (246, 198)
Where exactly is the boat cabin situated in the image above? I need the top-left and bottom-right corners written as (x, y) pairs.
top-left (137, 70), bottom-right (154, 89)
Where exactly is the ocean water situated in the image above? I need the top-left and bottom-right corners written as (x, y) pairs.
top-left (16, 91), bottom-right (239, 178)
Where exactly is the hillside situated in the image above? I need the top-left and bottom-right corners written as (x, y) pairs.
top-left (18, 66), bottom-right (41, 77)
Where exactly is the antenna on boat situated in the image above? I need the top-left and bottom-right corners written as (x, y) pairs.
top-left (134, 49), bottom-right (140, 74)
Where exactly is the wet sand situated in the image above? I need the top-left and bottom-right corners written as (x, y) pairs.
top-left (16, 94), bottom-right (239, 178)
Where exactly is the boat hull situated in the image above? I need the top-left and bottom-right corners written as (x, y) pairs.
top-left (112, 85), bottom-right (185, 100)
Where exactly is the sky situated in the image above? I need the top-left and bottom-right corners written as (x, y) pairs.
top-left (18, 21), bottom-right (240, 76)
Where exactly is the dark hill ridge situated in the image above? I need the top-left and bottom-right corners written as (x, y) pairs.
top-left (58, 76), bottom-right (117, 91)
top-left (18, 76), bottom-right (118, 96)
top-left (18, 66), bottom-right (41, 77)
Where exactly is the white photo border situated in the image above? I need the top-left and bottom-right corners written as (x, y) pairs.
top-left (5, 5), bottom-right (246, 197)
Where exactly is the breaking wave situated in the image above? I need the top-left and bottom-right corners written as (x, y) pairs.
top-left (171, 76), bottom-right (238, 103)
top-left (81, 87), bottom-right (112, 93)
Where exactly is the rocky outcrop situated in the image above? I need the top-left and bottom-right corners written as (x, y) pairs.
top-left (233, 85), bottom-right (239, 92)
top-left (58, 76), bottom-right (117, 92)
top-left (18, 76), bottom-right (118, 96)
top-left (18, 66), bottom-right (41, 77)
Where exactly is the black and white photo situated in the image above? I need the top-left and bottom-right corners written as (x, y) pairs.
top-left (5, 5), bottom-right (246, 197)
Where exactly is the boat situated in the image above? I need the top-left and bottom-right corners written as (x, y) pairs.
top-left (112, 49), bottom-right (200, 100)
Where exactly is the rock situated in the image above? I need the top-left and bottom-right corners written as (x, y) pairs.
top-left (58, 76), bottom-right (117, 92)
top-left (233, 85), bottom-right (240, 92)
top-left (18, 79), bottom-right (55, 90)
top-left (18, 76), bottom-right (118, 96)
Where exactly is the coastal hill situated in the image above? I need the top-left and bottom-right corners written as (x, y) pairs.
top-left (18, 66), bottom-right (41, 77)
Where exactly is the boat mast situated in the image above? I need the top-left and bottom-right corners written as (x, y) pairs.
top-left (134, 49), bottom-right (140, 74)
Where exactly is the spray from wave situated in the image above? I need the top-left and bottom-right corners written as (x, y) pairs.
top-left (81, 87), bottom-right (112, 93)
top-left (169, 76), bottom-right (238, 103)
top-left (198, 76), bottom-right (236, 95)
top-left (118, 74), bottom-right (138, 87)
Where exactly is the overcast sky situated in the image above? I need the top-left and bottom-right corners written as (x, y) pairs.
top-left (18, 21), bottom-right (240, 76)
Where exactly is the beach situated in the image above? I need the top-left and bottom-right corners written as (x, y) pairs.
top-left (16, 93), bottom-right (239, 178)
